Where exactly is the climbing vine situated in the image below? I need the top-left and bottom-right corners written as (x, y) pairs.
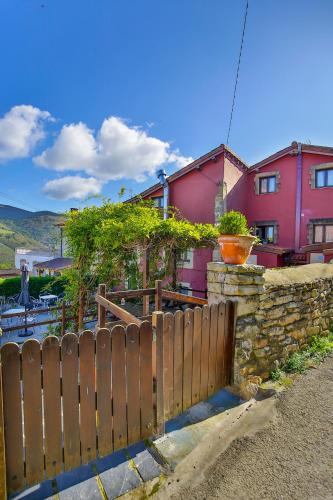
top-left (63, 199), bottom-right (219, 318)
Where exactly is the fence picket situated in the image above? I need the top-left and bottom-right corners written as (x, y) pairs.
top-left (79, 331), bottom-right (96, 464)
top-left (216, 302), bottom-right (226, 388)
top-left (126, 324), bottom-right (141, 445)
top-left (96, 328), bottom-right (112, 457)
top-left (182, 308), bottom-right (193, 411)
top-left (163, 312), bottom-right (174, 420)
top-left (111, 325), bottom-right (127, 451)
top-left (199, 305), bottom-right (210, 401)
top-left (208, 304), bottom-right (218, 397)
top-left (62, 333), bottom-right (81, 471)
top-left (191, 307), bottom-right (202, 405)
top-left (140, 321), bottom-right (153, 438)
top-left (1, 343), bottom-right (24, 493)
top-left (224, 301), bottom-right (236, 385)
top-left (22, 340), bottom-right (44, 486)
top-left (173, 310), bottom-right (184, 416)
top-left (42, 336), bottom-right (62, 478)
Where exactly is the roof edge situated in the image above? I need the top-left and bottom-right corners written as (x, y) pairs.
top-left (127, 144), bottom-right (248, 202)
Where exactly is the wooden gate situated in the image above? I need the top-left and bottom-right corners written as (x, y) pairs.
top-left (153, 302), bottom-right (236, 428)
top-left (0, 301), bottom-right (236, 497)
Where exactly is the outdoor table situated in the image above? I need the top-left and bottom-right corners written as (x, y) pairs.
top-left (39, 295), bottom-right (58, 301)
top-left (39, 294), bottom-right (58, 306)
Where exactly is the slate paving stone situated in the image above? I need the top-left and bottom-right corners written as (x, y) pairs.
top-left (94, 449), bottom-right (142, 499)
top-left (55, 464), bottom-right (102, 500)
top-left (128, 442), bottom-right (163, 482)
top-left (99, 463), bottom-right (142, 499)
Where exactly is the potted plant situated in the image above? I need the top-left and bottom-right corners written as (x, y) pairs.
top-left (217, 211), bottom-right (257, 265)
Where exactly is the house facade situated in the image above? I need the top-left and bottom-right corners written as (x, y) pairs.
top-left (133, 142), bottom-right (333, 296)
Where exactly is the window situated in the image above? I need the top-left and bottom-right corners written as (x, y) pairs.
top-left (315, 168), bottom-right (333, 188)
top-left (313, 224), bottom-right (333, 243)
top-left (256, 225), bottom-right (275, 244)
top-left (180, 249), bottom-right (191, 263)
top-left (152, 196), bottom-right (163, 208)
top-left (259, 176), bottom-right (276, 194)
top-left (177, 249), bottom-right (194, 269)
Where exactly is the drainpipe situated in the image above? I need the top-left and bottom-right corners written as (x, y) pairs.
top-left (156, 169), bottom-right (169, 219)
top-left (295, 142), bottom-right (302, 252)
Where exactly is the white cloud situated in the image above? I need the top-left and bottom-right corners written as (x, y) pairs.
top-left (0, 105), bottom-right (51, 162)
top-left (42, 175), bottom-right (103, 200)
top-left (35, 116), bottom-right (193, 182)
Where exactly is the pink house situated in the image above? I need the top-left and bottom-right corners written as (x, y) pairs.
top-left (133, 142), bottom-right (333, 296)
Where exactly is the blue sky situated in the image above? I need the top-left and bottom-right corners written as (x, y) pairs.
top-left (0, 0), bottom-right (332, 213)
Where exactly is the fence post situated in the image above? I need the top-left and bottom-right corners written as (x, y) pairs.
top-left (0, 358), bottom-right (7, 498)
top-left (61, 301), bottom-right (66, 336)
top-left (142, 248), bottom-right (150, 316)
top-left (152, 311), bottom-right (164, 435)
top-left (154, 280), bottom-right (162, 312)
top-left (98, 284), bottom-right (106, 329)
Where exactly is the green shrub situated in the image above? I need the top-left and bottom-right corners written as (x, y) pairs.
top-left (308, 334), bottom-right (333, 359)
top-left (284, 352), bottom-right (308, 374)
top-left (269, 334), bottom-right (333, 382)
top-left (218, 211), bottom-right (251, 236)
top-left (0, 275), bottom-right (68, 298)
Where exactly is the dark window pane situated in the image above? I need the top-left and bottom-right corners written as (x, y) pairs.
top-left (314, 225), bottom-right (324, 243)
top-left (327, 169), bottom-right (333, 186)
top-left (316, 170), bottom-right (326, 187)
top-left (326, 225), bottom-right (333, 242)
top-left (259, 178), bottom-right (267, 193)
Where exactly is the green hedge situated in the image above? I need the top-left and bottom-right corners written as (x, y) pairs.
top-left (0, 275), bottom-right (68, 298)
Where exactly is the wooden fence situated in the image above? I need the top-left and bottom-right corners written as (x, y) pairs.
top-left (0, 299), bottom-right (236, 497)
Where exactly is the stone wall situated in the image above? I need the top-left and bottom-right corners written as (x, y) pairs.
top-left (207, 262), bottom-right (333, 383)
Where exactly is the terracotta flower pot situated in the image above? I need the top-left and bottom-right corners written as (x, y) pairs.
top-left (218, 234), bottom-right (256, 265)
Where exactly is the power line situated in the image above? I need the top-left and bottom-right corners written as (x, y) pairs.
top-left (226, 0), bottom-right (249, 145)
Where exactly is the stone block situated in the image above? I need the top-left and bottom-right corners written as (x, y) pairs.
top-left (278, 313), bottom-right (301, 326)
top-left (207, 282), bottom-right (223, 294)
top-left (236, 298), bottom-right (260, 317)
top-left (266, 307), bottom-right (285, 320)
top-left (223, 284), bottom-right (264, 296)
top-left (224, 274), bottom-right (255, 285)
top-left (207, 262), bottom-right (265, 275)
top-left (207, 271), bottom-right (225, 283)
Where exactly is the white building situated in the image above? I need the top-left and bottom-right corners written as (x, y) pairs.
top-left (15, 248), bottom-right (58, 275)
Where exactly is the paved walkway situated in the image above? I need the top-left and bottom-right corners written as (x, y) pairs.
top-left (158, 355), bottom-right (333, 500)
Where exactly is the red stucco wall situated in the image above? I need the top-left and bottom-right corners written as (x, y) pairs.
top-left (300, 152), bottom-right (333, 247)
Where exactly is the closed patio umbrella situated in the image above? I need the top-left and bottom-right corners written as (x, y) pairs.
top-left (17, 263), bottom-right (33, 337)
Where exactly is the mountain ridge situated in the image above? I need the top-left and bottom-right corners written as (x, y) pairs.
top-left (0, 204), bottom-right (64, 267)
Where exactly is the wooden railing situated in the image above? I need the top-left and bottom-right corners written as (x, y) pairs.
top-left (96, 280), bottom-right (208, 327)
top-left (0, 303), bottom-right (96, 335)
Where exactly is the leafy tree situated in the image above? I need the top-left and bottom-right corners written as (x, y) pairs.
top-left (64, 199), bottom-right (218, 325)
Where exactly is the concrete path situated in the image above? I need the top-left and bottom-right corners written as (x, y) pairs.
top-left (157, 355), bottom-right (333, 500)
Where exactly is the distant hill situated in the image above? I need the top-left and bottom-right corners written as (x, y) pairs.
top-left (0, 205), bottom-right (64, 267)
top-left (0, 204), bottom-right (58, 220)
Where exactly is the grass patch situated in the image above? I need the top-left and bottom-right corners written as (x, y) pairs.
top-left (270, 333), bottom-right (333, 382)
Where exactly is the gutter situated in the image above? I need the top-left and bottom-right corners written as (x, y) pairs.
top-left (295, 142), bottom-right (302, 252)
